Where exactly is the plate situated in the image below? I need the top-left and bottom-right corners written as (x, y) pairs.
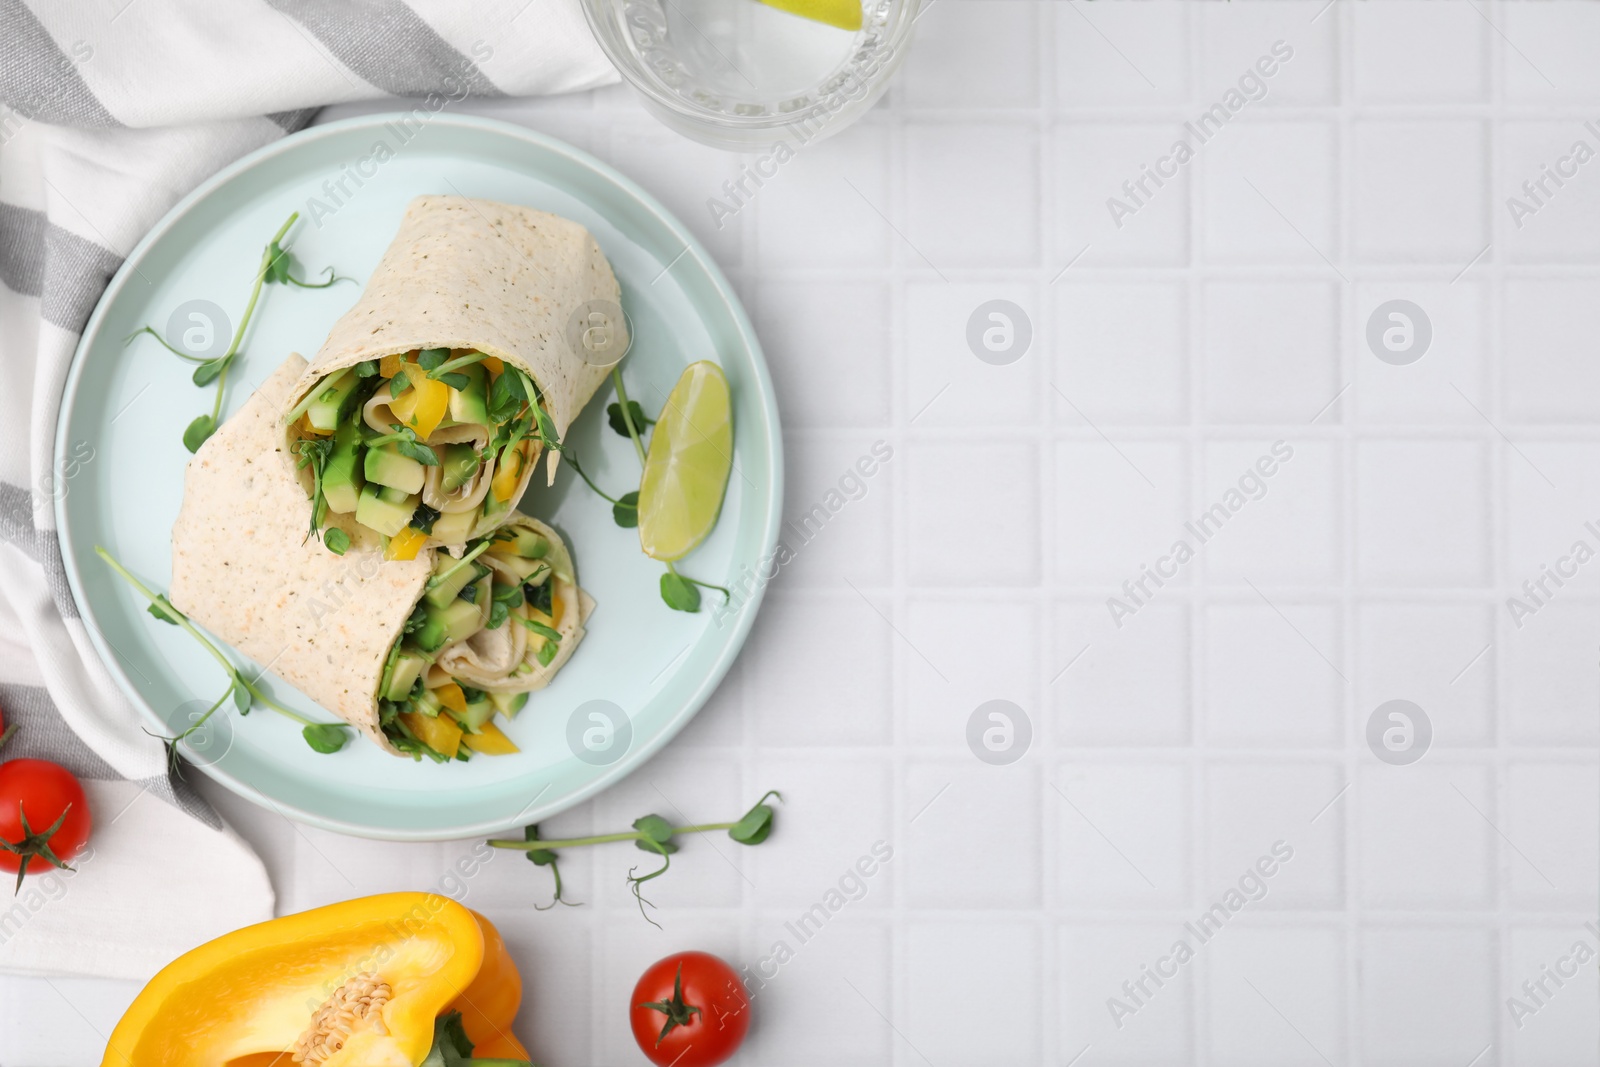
top-left (55, 115), bottom-right (782, 841)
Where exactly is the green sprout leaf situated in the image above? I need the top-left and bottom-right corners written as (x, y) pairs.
top-left (660, 571), bottom-right (700, 613)
top-left (729, 789), bottom-right (782, 845)
top-left (191, 357), bottom-right (229, 387)
top-left (606, 400), bottom-right (653, 438)
top-left (612, 490), bottom-right (639, 528)
top-left (323, 527), bottom-right (350, 555)
top-left (183, 414), bottom-right (217, 453)
top-left (632, 814), bottom-right (679, 854)
top-left (146, 596), bottom-right (183, 625)
top-left (302, 723), bottom-right (350, 754)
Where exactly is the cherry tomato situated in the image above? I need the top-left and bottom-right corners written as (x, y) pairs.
top-left (0, 758), bottom-right (91, 893)
top-left (630, 951), bottom-right (750, 1067)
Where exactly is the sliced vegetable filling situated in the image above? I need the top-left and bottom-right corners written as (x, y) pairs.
top-left (289, 349), bottom-right (553, 552)
top-left (376, 526), bottom-right (578, 762)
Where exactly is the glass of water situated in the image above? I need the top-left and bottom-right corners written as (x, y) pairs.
top-left (582, 0), bottom-right (919, 150)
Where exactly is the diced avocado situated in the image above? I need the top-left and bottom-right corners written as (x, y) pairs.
top-left (355, 483), bottom-right (418, 537)
top-left (429, 507), bottom-right (477, 544)
top-left (413, 598), bottom-right (484, 653)
top-left (450, 694), bottom-right (495, 734)
top-left (490, 690), bottom-right (529, 719)
top-left (439, 443), bottom-right (480, 493)
top-left (363, 444), bottom-right (425, 494)
top-left (383, 651), bottom-right (426, 702)
top-left (497, 527), bottom-right (549, 559)
top-left (322, 420), bottom-right (366, 514)
top-left (305, 368), bottom-right (362, 433)
top-left (447, 363), bottom-right (491, 426)
top-left (424, 553), bottom-right (480, 609)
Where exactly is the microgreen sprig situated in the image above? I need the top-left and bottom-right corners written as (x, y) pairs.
top-left (125, 212), bottom-right (349, 453)
top-left (368, 424), bottom-right (440, 467)
top-left (292, 437), bottom-right (335, 546)
top-left (96, 546), bottom-right (354, 756)
top-left (487, 790), bottom-right (781, 926)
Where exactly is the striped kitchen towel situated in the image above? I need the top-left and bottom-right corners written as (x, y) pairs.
top-left (0, 0), bottom-right (616, 979)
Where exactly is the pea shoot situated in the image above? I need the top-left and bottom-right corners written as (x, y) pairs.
top-left (125, 211), bottom-right (350, 453)
top-left (489, 790), bottom-right (781, 925)
top-left (96, 546), bottom-right (354, 758)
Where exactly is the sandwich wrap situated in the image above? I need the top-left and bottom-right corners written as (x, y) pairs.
top-left (283, 195), bottom-right (626, 533)
top-left (170, 355), bottom-right (590, 757)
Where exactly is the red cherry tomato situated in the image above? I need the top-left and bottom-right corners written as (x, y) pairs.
top-left (630, 951), bottom-right (750, 1067)
top-left (0, 759), bottom-right (91, 892)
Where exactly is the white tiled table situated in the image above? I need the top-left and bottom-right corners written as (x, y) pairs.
top-left (9, 2), bottom-right (1600, 1064)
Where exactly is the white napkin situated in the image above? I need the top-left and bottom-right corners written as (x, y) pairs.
top-left (0, 0), bottom-right (618, 980)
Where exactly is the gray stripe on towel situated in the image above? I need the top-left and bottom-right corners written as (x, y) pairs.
top-left (266, 0), bottom-right (503, 99)
top-left (0, 203), bottom-right (124, 335)
top-left (0, 0), bottom-right (121, 127)
top-left (0, 482), bottom-right (80, 621)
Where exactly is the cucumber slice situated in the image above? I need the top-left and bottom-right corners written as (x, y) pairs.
top-left (413, 598), bottom-right (484, 653)
top-left (450, 696), bottom-right (495, 734)
top-left (490, 691), bottom-right (529, 719)
top-left (486, 551), bottom-right (550, 582)
top-left (439, 443), bottom-right (481, 493)
top-left (424, 553), bottom-right (480, 609)
top-left (384, 652), bottom-right (426, 702)
top-left (364, 443), bottom-right (426, 494)
top-left (305, 368), bottom-right (362, 433)
top-left (430, 507), bottom-right (477, 545)
top-left (447, 363), bottom-right (490, 426)
top-left (355, 484), bottom-right (418, 537)
top-left (496, 527), bottom-right (549, 559)
top-left (322, 420), bottom-right (365, 514)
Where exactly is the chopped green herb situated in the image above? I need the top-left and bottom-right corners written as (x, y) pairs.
top-left (323, 527), bottom-right (350, 555)
top-left (409, 503), bottom-right (441, 534)
top-left (520, 618), bottom-right (561, 643)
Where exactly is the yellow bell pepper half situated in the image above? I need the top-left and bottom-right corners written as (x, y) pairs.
top-left (102, 892), bottom-right (529, 1067)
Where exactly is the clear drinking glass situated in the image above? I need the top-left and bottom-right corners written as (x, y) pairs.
top-left (581, 0), bottom-right (919, 151)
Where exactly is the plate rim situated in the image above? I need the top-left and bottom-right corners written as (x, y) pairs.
top-left (54, 112), bottom-right (783, 841)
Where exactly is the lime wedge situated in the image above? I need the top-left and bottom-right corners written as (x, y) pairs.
top-left (755, 0), bottom-right (862, 31)
top-left (638, 361), bottom-right (733, 562)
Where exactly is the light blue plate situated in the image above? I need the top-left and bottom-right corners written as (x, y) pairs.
top-left (55, 115), bottom-right (781, 841)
